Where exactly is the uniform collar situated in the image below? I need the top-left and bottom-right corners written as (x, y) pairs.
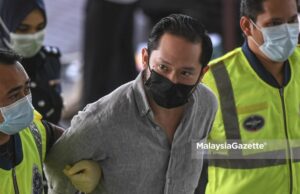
top-left (0, 134), bottom-right (23, 170)
top-left (242, 41), bottom-right (291, 88)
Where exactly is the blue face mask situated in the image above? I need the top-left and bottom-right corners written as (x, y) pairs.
top-left (250, 20), bottom-right (299, 62)
top-left (0, 94), bottom-right (34, 135)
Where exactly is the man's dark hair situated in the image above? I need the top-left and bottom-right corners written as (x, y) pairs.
top-left (240, 0), bottom-right (298, 22)
top-left (0, 48), bottom-right (21, 65)
top-left (240, 0), bottom-right (265, 22)
top-left (147, 14), bottom-right (213, 67)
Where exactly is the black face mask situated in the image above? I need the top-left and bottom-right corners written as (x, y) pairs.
top-left (145, 70), bottom-right (198, 109)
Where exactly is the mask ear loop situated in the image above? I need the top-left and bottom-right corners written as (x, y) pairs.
top-left (0, 17), bottom-right (13, 49)
top-left (147, 61), bottom-right (152, 73)
top-left (145, 61), bottom-right (153, 86)
top-left (144, 49), bottom-right (155, 86)
top-left (187, 66), bottom-right (204, 97)
top-left (249, 19), bottom-right (262, 30)
top-left (248, 19), bottom-right (262, 48)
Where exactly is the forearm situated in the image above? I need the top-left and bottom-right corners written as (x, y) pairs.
top-left (42, 120), bottom-right (65, 154)
top-left (50, 123), bottom-right (64, 142)
top-left (44, 108), bottom-right (105, 193)
top-left (44, 132), bottom-right (79, 194)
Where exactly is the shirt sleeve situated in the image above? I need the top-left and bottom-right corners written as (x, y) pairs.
top-left (42, 120), bottom-right (64, 154)
top-left (44, 105), bottom-right (106, 194)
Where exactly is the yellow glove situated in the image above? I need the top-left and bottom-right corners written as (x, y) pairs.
top-left (63, 160), bottom-right (101, 193)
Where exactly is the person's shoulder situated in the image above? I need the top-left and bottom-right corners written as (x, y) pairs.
top-left (84, 81), bottom-right (135, 114)
top-left (40, 45), bottom-right (61, 58)
top-left (101, 81), bottom-right (135, 106)
top-left (195, 83), bottom-right (218, 110)
top-left (208, 47), bottom-right (242, 67)
top-left (203, 47), bottom-right (243, 86)
top-left (37, 45), bottom-right (62, 73)
top-left (292, 44), bottom-right (300, 56)
top-left (73, 81), bottom-right (135, 132)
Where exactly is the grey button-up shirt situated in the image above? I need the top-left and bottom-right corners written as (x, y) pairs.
top-left (45, 72), bottom-right (217, 194)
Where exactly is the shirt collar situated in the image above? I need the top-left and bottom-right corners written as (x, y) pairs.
top-left (242, 41), bottom-right (291, 88)
top-left (132, 71), bottom-right (151, 117)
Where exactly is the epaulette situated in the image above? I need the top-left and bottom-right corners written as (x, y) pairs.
top-left (41, 46), bottom-right (61, 57)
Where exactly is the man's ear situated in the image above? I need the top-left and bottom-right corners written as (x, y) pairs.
top-left (202, 66), bottom-right (209, 75)
top-left (141, 48), bottom-right (149, 70)
top-left (240, 16), bottom-right (252, 37)
top-left (199, 66), bottom-right (209, 82)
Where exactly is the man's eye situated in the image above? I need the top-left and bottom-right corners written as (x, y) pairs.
top-left (158, 64), bottom-right (168, 71)
top-left (9, 93), bottom-right (19, 101)
top-left (181, 71), bottom-right (192, 77)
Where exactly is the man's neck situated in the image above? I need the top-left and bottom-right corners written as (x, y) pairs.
top-left (0, 132), bottom-right (10, 145)
top-left (149, 98), bottom-right (185, 143)
top-left (248, 40), bottom-right (285, 86)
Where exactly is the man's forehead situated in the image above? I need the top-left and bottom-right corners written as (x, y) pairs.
top-left (261, 0), bottom-right (298, 16)
top-left (0, 62), bottom-right (28, 80)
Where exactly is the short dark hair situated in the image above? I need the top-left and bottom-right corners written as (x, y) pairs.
top-left (240, 0), bottom-right (265, 22)
top-left (147, 14), bottom-right (213, 67)
top-left (0, 48), bottom-right (21, 65)
top-left (240, 0), bottom-right (298, 21)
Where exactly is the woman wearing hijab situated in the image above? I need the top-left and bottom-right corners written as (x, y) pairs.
top-left (0, 0), bottom-right (63, 124)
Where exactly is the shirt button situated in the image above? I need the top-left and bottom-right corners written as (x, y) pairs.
top-left (166, 178), bottom-right (171, 184)
top-left (38, 100), bottom-right (46, 107)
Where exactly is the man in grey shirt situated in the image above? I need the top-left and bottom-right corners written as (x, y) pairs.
top-left (45, 14), bottom-right (217, 194)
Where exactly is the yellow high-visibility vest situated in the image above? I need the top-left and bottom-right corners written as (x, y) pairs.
top-left (0, 111), bottom-right (47, 194)
top-left (202, 46), bottom-right (300, 194)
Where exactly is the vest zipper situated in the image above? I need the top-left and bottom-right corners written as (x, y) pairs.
top-left (12, 167), bottom-right (20, 194)
top-left (279, 88), bottom-right (293, 194)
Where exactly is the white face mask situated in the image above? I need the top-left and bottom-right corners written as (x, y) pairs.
top-left (0, 17), bottom-right (45, 58)
top-left (250, 20), bottom-right (299, 62)
top-left (9, 30), bottom-right (45, 58)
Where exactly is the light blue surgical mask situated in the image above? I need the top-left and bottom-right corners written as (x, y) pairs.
top-left (250, 20), bottom-right (299, 62)
top-left (0, 94), bottom-right (34, 135)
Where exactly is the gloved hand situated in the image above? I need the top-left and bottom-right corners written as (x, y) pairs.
top-left (63, 160), bottom-right (101, 193)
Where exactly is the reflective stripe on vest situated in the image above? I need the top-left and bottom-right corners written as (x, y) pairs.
top-left (29, 123), bottom-right (43, 167)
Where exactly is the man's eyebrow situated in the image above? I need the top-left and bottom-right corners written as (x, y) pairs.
top-left (159, 58), bottom-right (171, 65)
top-left (270, 14), bottom-right (298, 21)
top-left (158, 58), bottom-right (197, 70)
top-left (182, 67), bottom-right (196, 71)
top-left (270, 17), bottom-right (285, 21)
